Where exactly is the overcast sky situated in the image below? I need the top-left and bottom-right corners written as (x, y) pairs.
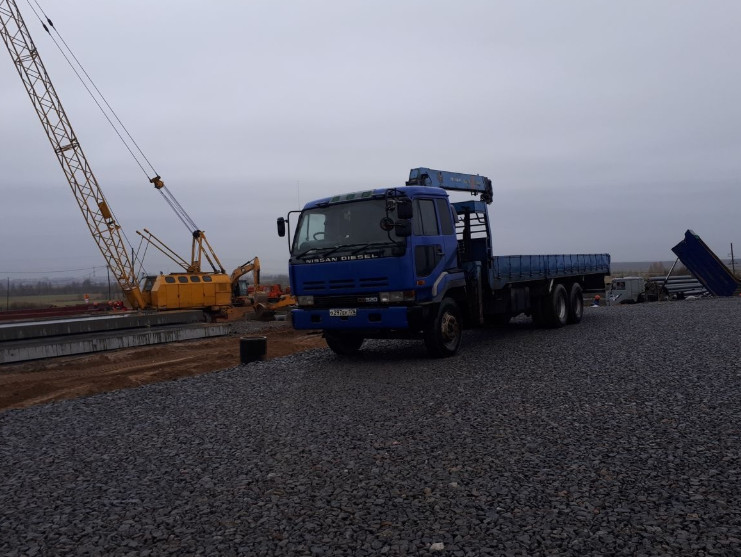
top-left (1, 0), bottom-right (740, 280)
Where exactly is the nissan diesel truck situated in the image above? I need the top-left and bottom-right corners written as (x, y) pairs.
top-left (277, 168), bottom-right (610, 357)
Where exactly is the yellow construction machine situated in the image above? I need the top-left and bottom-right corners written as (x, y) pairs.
top-left (229, 257), bottom-right (296, 320)
top-left (1, 1), bottom-right (294, 319)
top-left (134, 229), bottom-right (262, 316)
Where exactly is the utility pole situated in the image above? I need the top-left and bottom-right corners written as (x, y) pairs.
top-left (5, 277), bottom-right (9, 311)
top-left (731, 243), bottom-right (736, 275)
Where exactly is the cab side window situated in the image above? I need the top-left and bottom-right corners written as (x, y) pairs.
top-left (435, 198), bottom-right (454, 235)
top-left (413, 199), bottom-right (439, 236)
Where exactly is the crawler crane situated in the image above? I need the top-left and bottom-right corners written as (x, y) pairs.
top-left (1, 1), bottom-right (269, 317)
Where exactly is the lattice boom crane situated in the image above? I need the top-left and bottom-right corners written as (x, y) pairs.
top-left (0, 0), bottom-right (146, 308)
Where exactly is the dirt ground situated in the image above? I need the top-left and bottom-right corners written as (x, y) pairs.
top-left (0, 322), bottom-right (327, 413)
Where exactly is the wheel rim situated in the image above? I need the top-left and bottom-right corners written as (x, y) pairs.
top-left (440, 311), bottom-right (460, 347)
top-left (574, 296), bottom-right (583, 318)
top-left (556, 295), bottom-right (567, 322)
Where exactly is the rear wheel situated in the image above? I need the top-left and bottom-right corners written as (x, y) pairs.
top-left (567, 283), bottom-right (583, 324)
top-left (543, 283), bottom-right (569, 328)
top-left (424, 298), bottom-right (462, 357)
top-left (325, 332), bottom-right (364, 356)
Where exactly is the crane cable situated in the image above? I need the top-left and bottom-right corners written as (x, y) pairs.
top-left (23, 0), bottom-right (201, 237)
top-left (14, 0), bottom-right (143, 278)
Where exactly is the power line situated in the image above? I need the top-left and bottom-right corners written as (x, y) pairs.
top-left (0, 265), bottom-right (109, 275)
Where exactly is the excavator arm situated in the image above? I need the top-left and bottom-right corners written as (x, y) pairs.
top-left (229, 257), bottom-right (261, 289)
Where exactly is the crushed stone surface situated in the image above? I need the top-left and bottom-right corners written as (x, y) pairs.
top-left (2, 298), bottom-right (740, 556)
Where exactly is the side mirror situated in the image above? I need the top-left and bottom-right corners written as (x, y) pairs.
top-left (394, 219), bottom-right (412, 237)
top-left (277, 217), bottom-right (286, 237)
top-left (397, 200), bottom-right (413, 220)
top-left (379, 217), bottom-right (395, 232)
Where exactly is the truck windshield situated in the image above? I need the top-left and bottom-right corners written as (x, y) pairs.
top-left (292, 199), bottom-right (402, 257)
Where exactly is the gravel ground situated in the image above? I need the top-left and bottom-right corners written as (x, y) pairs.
top-left (229, 316), bottom-right (294, 337)
top-left (1, 298), bottom-right (740, 556)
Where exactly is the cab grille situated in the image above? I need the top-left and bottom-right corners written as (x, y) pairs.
top-left (301, 277), bottom-right (389, 293)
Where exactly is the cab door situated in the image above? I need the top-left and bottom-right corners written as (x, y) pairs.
top-left (412, 197), bottom-right (458, 283)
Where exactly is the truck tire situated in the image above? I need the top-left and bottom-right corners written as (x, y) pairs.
top-left (567, 283), bottom-right (583, 324)
top-left (424, 298), bottom-right (462, 357)
top-left (543, 283), bottom-right (568, 328)
top-left (325, 332), bottom-right (364, 356)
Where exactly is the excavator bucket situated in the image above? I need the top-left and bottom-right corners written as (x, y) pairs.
top-left (254, 303), bottom-right (276, 321)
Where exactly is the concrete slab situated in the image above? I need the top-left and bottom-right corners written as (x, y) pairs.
top-left (0, 323), bottom-right (230, 364)
top-left (0, 310), bottom-right (206, 342)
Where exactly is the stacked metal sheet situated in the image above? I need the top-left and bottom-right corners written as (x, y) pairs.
top-left (646, 275), bottom-right (707, 299)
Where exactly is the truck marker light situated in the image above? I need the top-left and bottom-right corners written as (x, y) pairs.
top-left (417, 280), bottom-right (426, 286)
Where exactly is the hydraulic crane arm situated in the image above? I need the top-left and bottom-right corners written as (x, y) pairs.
top-left (0, 0), bottom-right (146, 308)
top-left (406, 167), bottom-right (493, 204)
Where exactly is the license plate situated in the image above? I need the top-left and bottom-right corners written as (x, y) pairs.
top-left (329, 308), bottom-right (357, 317)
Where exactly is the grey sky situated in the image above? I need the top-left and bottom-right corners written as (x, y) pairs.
top-left (1, 0), bottom-right (740, 279)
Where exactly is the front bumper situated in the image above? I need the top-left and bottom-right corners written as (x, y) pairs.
top-left (292, 305), bottom-right (424, 331)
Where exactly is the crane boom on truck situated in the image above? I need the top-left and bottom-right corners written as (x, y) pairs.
top-left (406, 167), bottom-right (493, 203)
top-left (277, 167), bottom-right (610, 357)
top-left (1, 1), bottom-right (268, 317)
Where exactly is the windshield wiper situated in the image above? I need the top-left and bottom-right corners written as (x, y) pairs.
top-left (295, 242), bottom-right (394, 260)
top-left (295, 245), bottom-right (344, 260)
top-left (350, 242), bottom-right (394, 255)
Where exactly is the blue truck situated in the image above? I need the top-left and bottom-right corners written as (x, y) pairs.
top-left (277, 168), bottom-right (610, 357)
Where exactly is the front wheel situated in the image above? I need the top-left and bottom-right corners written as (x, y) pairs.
top-left (424, 298), bottom-right (462, 357)
top-left (325, 332), bottom-right (364, 356)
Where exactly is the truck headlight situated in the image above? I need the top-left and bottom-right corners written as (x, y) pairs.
top-left (379, 291), bottom-right (415, 303)
top-left (297, 295), bottom-right (314, 306)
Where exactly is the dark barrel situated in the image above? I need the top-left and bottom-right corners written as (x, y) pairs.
top-left (240, 336), bottom-right (267, 364)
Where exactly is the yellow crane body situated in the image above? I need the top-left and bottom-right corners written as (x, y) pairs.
top-left (140, 273), bottom-right (233, 311)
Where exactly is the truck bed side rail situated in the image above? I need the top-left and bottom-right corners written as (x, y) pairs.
top-left (491, 254), bottom-right (611, 290)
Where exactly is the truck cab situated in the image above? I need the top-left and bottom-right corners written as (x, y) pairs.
top-left (608, 276), bottom-right (646, 304)
top-left (283, 186), bottom-right (462, 334)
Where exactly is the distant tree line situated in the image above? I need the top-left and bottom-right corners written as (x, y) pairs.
top-left (627, 261), bottom-right (739, 279)
top-left (0, 279), bottom-right (116, 297)
top-left (0, 274), bottom-right (290, 298)
top-left (647, 262), bottom-right (691, 276)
